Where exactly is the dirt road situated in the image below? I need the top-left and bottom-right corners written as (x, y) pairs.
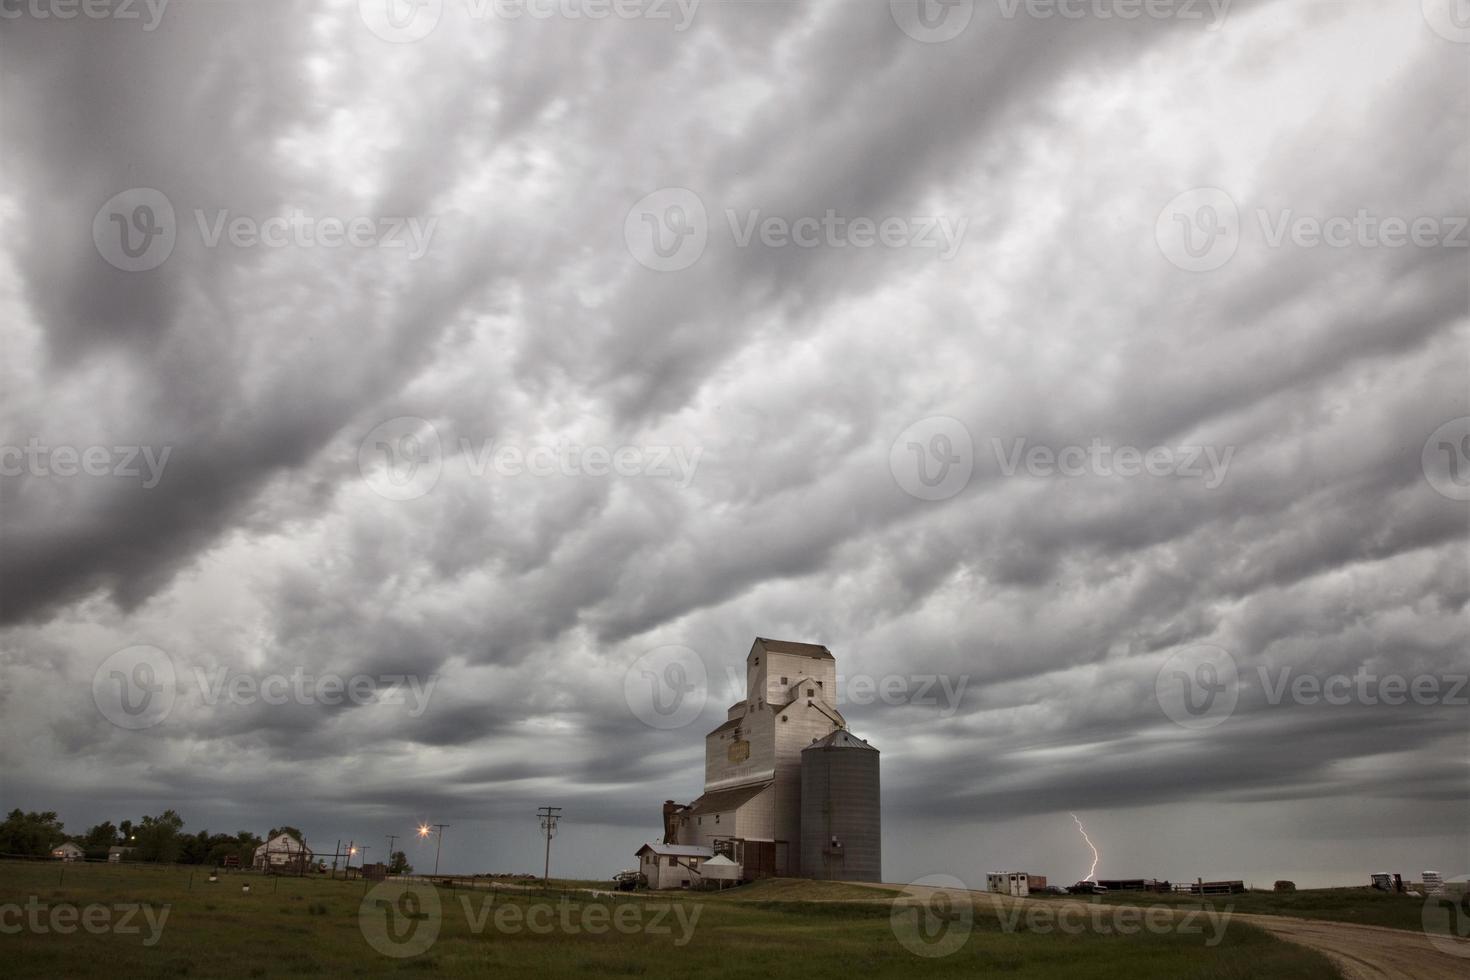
top-left (852, 882), bottom-right (1468, 979)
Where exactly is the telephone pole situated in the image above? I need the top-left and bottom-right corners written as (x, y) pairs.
top-left (537, 806), bottom-right (562, 887)
top-left (386, 834), bottom-right (399, 872)
top-left (430, 824), bottom-right (449, 876)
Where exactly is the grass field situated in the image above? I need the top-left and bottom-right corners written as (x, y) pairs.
top-left (1, 862), bottom-right (1344, 978)
top-left (1031, 885), bottom-right (1451, 933)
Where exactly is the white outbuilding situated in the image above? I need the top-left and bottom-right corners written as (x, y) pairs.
top-left (635, 843), bottom-right (716, 890)
top-left (253, 833), bottom-right (313, 872)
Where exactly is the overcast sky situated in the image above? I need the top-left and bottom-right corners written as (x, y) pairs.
top-left (1, 0), bottom-right (1466, 889)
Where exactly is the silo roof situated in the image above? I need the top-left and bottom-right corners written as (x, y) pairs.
top-left (803, 729), bottom-right (879, 751)
top-left (752, 638), bottom-right (835, 661)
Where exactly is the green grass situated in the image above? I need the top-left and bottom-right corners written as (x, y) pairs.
top-left (1031, 885), bottom-right (1452, 933)
top-left (0, 863), bottom-right (1342, 979)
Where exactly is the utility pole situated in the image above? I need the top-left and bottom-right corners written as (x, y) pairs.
top-left (386, 834), bottom-right (399, 873)
top-left (537, 806), bottom-right (562, 887)
top-left (430, 824), bottom-right (450, 876)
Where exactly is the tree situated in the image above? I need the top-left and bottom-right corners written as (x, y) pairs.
top-left (133, 810), bottom-right (185, 863)
top-left (266, 826), bottom-right (305, 843)
top-left (83, 822), bottom-right (118, 850)
top-left (389, 850), bottom-right (412, 875)
top-left (0, 810), bottom-right (64, 857)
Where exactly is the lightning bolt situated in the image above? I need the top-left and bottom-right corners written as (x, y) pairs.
top-left (1070, 812), bottom-right (1100, 881)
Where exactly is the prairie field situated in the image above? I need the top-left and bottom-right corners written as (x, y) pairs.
top-left (0, 862), bottom-right (1344, 979)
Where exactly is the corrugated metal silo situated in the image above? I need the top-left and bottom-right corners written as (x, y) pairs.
top-left (800, 729), bottom-right (880, 881)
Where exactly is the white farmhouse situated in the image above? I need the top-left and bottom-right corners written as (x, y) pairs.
top-left (634, 843), bottom-right (717, 890)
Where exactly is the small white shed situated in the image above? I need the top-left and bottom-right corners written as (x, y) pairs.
top-left (700, 853), bottom-right (741, 886)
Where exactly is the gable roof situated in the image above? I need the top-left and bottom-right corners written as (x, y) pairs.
top-left (751, 637), bottom-right (834, 661)
top-left (636, 843), bottom-right (716, 858)
top-left (686, 781), bottom-right (772, 816)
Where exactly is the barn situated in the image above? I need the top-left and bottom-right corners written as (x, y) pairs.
top-left (253, 832), bottom-right (313, 872)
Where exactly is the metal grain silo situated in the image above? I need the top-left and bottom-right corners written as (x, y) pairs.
top-left (800, 730), bottom-right (880, 881)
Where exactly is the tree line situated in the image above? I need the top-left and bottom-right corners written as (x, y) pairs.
top-left (1, 809), bottom-right (413, 873)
